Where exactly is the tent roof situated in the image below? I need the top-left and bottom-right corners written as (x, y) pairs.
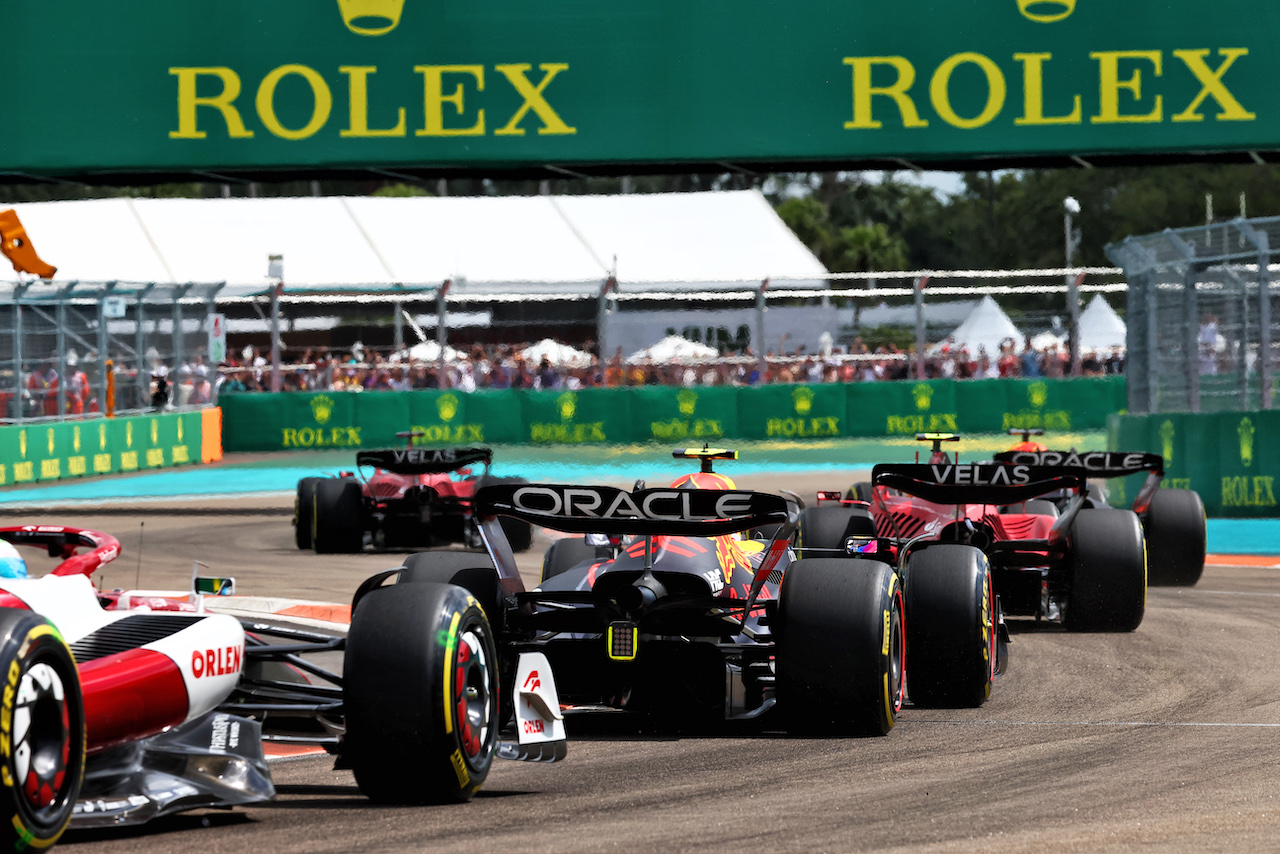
top-left (928, 294), bottom-right (1023, 356)
top-left (2, 191), bottom-right (827, 297)
top-left (627, 335), bottom-right (719, 364)
top-left (1077, 294), bottom-right (1127, 351)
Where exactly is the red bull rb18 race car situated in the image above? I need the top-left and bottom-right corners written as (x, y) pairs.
top-left (409, 448), bottom-right (909, 736)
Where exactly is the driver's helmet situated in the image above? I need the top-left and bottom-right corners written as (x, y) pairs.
top-left (669, 471), bottom-right (737, 491)
top-left (1008, 440), bottom-right (1048, 452)
top-left (0, 541), bottom-right (27, 579)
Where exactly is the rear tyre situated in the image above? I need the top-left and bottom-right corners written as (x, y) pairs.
top-left (401, 551), bottom-right (503, 625)
top-left (313, 478), bottom-right (363, 554)
top-left (797, 505), bottom-right (876, 558)
top-left (1143, 489), bottom-right (1206, 587)
top-left (904, 544), bottom-right (995, 708)
top-left (776, 558), bottom-right (905, 736)
top-left (847, 482), bottom-right (873, 502)
top-left (477, 476), bottom-right (534, 552)
top-left (541, 538), bottom-right (599, 584)
top-left (294, 477), bottom-right (321, 550)
top-left (344, 582), bottom-right (499, 804)
top-left (0, 611), bottom-right (85, 852)
top-left (1064, 509), bottom-right (1146, 632)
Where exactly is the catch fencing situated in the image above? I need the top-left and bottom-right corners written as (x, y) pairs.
top-left (1107, 216), bottom-right (1280, 414)
top-left (0, 280), bottom-right (224, 423)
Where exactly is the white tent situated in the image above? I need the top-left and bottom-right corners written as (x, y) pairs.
top-left (928, 295), bottom-right (1023, 357)
top-left (627, 335), bottom-right (718, 364)
top-left (520, 339), bottom-right (592, 368)
top-left (400, 341), bottom-right (459, 363)
top-left (1029, 330), bottom-right (1066, 352)
top-left (1, 191), bottom-right (828, 297)
top-left (1077, 294), bottom-right (1127, 351)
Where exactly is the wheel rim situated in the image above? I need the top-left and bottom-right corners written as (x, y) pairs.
top-left (888, 589), bottom-right (906, 713)
top-left (454, 628), bottom-right (491, 761)
top-left (14, 660), bottom-right (73, 819)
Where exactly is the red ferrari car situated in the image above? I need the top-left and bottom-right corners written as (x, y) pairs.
top-left (294, 443), bottom-right (533, 554)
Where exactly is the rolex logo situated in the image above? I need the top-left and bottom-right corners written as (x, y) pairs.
top-left (1028, 381), bottom-right (1049, 408)
top-left (337, 0), bottom-right (406, 36)
top-left (18, 430), bottom-right (25, 459)
top-left (792, 387), bottom-right (814, 416)
top-left (677, 389), bottom-right (698, 417)
top-left (437, 393), bottom-right (459, 423)
top-left (557, 392), bottom-right (577, 422)
top-left (98, 423), bottom-right (107, 450)
top-left (913, 383), bottom-right (933, 411)
top-left (1159, 420), bottom-right (1175, 462)
top-left (311, 394), bottom-right (335, 425)
top-left (1239, 416), bottom-right (1255, 467)
top-left (47, 427), bottom-right (55, 455)
top-left (1017, 0), bottom-right (1075, 23)
top-left (151, 419), bottom-right (159, 444)
top-left (73, 425), bottom-right (81, 453)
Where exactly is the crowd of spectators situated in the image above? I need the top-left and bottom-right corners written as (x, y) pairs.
top-left (4, 335), bottom-right (1127, 418)
top-left (213, 336), bottom-right (1126, 396)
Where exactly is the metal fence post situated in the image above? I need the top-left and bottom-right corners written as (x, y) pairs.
top-left (913, 275), bottom-right (928, 379)
top-left (597, 276), bottom-right (615, 365)
top-left (437, 279), bottom-right (451, 389)
top-left (755, 280), bottom-right (768, 379)
top-left (55, 300), bottom-right (66, 417)
top-left (12, 287), bottom-right (24, 423)
top-left (1237, 220), bottom-right (1272, 410)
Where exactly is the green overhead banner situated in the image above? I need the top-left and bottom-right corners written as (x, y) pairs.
top-left (2, 1), bottom-right (1276, 179)
top-left (218, 376), bottom-right (1125, 451)
top-left (1108, 410), bottom-right (1279, 517)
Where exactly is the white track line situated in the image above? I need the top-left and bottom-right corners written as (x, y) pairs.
top-left (910, 719), bottom-right (1280, 728)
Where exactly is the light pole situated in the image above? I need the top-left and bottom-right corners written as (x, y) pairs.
top-left (1063, 197), bottom-right (1082, 376)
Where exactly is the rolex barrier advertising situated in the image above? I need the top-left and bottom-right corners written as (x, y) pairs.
top-left (4, 1), bottom-right (1277, 180)
top-left (0, 410), bottom-right (213, 487)
top-left (219, 377), bottom-right (1125, 452)
top-left (1107, 410), bottom-right (1279, 517)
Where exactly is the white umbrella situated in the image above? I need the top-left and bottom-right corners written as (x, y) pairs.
top-left (627, 335), bottom-right (718, 364)
top-left (520, 338), bottom-right (592, 368)
top-left (402, 340), bottom-right (459, 363)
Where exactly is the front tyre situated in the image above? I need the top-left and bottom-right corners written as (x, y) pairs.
top-left (904, 544), bottom-right (995, 708)
top-left (343, 582), bottom-right (499, 804)
top-left (0, 611), bottom-right (85, 853)
top-left (776, 558), bottom-right (905, 736)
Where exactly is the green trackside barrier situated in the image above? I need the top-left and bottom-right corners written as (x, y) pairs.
top-left (0, 411), bottom-right (204, 487)
top-left (220, 376), bottom-right (1126, 453)
top-left (1108, 410), bottom-right (1280, 518)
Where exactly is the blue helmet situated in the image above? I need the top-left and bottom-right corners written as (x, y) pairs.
top-left (0, 541), bottom-right (27, 579)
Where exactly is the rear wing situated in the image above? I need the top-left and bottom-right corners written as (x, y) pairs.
top-left (354, 446), bottom-right (492, 475)
top-left (474, 483), bottom-right (796, 536)
top-left (871, 463), bottom-right (1086, 505)
top-left (992, 450), bottom-right (1163, 478)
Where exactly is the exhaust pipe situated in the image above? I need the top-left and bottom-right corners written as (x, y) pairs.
top-left (615, 571), bottom-right (667, 613)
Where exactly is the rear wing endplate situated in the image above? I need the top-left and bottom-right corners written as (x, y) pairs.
top-left (355, 446), bottom-right (492, 475)
top-left (871, 463), bottom-right (1086, 505)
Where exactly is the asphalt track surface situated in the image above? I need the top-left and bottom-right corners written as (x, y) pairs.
top-left (36, 471), bottom-right (1280, 853)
